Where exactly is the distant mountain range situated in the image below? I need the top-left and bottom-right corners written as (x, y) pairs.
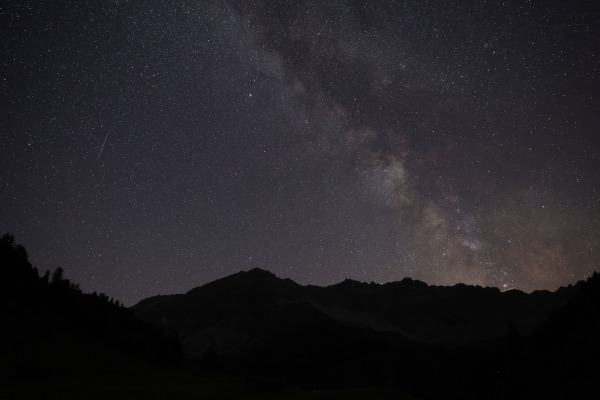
top-left (132, 268), bottom-right (579, 356)
top-left (132, 268), bottom-right (599, 397)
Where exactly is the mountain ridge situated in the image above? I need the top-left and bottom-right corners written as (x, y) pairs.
top-left (132, 266), bottom-right (588, 357)
top-left (129, 268), bottom-right (600, 397)
top-left (134, 266), bottom-right (588, 307)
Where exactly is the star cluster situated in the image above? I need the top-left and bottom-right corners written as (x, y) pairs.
top-left (1, 0), bottom-right (599, 304)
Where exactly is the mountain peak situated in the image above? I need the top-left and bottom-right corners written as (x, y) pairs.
top-left (186, 267), bottom-right (296, 297)
top-left (330, 278), bottom-right (365, 289)
top-left (244, 267), bottom-right (277, 278)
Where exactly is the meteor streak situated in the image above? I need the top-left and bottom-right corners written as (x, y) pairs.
top-left (97, 132), bottom-right (109, 160)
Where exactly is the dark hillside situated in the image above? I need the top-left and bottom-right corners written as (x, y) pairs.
top-left (0, 233), bottom-right (181, 384)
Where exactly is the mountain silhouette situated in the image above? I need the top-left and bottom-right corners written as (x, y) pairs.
top-left (3, 234), bottom-right (598, 399)
top-left (131, 267), bottom-right (597, 396)
top-left (132, 267), bottom-right (579, 357)
top-left (493, 271), bottom-right (600, 398)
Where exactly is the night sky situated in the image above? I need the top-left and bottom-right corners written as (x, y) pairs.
top-left (2, 0), bottom-right (599, 305)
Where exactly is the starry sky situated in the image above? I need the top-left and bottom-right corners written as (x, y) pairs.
top-left (1, 0), bottom-right (599, 305)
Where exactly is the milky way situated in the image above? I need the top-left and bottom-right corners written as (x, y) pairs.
top-left (1, 0), bottom-right (599, 304)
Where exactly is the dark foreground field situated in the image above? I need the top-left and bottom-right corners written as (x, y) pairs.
top-left (5, 373), bottom-right (417, 400)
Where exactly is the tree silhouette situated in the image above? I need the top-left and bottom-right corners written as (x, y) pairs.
top-left (51, 267), bottom-right (64, 284)
top-left (42, 270), bottom-right (50, 284)
top-left (1, 232), bottom-right (183, 382)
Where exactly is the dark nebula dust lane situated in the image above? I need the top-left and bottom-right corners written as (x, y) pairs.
top-left (1, 0), bottom-right (599, 304)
